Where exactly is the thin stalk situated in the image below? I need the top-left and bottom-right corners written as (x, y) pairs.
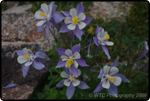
top-left (49, 28), bottom-right (58, 43)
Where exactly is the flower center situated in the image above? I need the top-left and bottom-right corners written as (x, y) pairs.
top-left (72, 16), bottom-right (79, 25)
top-left (70, 76), bottom-right (76, 82)
top-left (102, 35), bottom-right (110, 40)
top-left (23, 54), bottom-right (30, 59)
top-left (108, 76), bottom-right (115, 83)
top-left (66, 58), bottom-right (74, 68)
top-left (39, 12), bottom-right (47, 18)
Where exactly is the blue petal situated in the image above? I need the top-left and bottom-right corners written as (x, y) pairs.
top-left (96, 25), bottom-right (103, 36)
top-left (101, 45), bottom-right (111, 60)
top-left (59, 24), bottom-right (70, 33)
top-left (16, 50), bottom-right (25, 56)
top-left (56, 59), bottom-right (66, 68)
top-left (93, 37), bottom-right (100, 46)
top-left (71, 44), bottom-right (80, 54)
top-left (66, 83), bottom-right (75, 99)
top-left (77, 81), bottom-right (89, 89)
top-left (52, 12), bottom-right (64, 23)
top-left (32, 60), bottom-right (45, 70)
top-left (55, 48), bottom-right (67, 56)
top-left (64, 67), bottom-right (70, 75)
top-left (45, 22), bottom-right (50, 38)
top-left (35, 51), bottom-right (47, 59)
top-left (4, 83), bottom-right (18, 88)
top-left (70, 65), bottom-right (78, 77)
top-left (76, 59), bottom-right (89, 67)
top-left (93, 82), bottom-right (103, 93)
top-left (56, 80), bottom-right (64, 88)
top-left (36, 22), bottom-right (46, 32)
top-left (22, 63), bottom-right (30, 78)
top-left (76, 3), bottom-right (84, 16)
top-left (61, 11), bottom-right (71, 17)
top-left (107, 83), bottom-right (118, 97)
top-left (74, 26), bottom-right (84, 41)
top-left (110, 56), bottom-right (119, 68)
top-left (112, 73), bottom-right (130, 83)
top-left (82, 17), bottom-right (92, 25)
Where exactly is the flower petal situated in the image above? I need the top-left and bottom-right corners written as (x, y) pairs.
top-left (93, 37), bottom-right (100, 46)
top-left (77, 69), bottom-right (81, 77)
top-left (82, 17), bottom-right (92, 25)
top-left (74, 60), bottom-right (78, 68)
top-left (64, 79), bottom-right (71, 86)
top-left (103, 65), bottom-right (110, 74)
top-left (72, 52), bottom-right (81, 59)
top-left (56, 80), bottom-right (64, 88)
top-left (101, 45), bottom-right (111, 60)
top-left (35, 11), bottom-right (42, 19)
top-left (78, 22), bottom-right (86, 29)
top-left (104, 41), bottom-right (114, 46)
top-left (72, 79), bottom-right (80, 86)
top-left (16, 50), bottom-right (25, 56)
top-left (22, 48), bottom-right (29, 54)
top-left (65, 49), bottom-right (72, 57)
top-left (4, 83), bottom-right (18, 88)
top-left (53, 12), bottom-right (65, 23)
top-left (69, 8), bottom-right (77, 17)
top-left (37, 20), bottom-right (46, 26)
top-left (56, 59), bottom-right (66, 68)
top-left (36, 23), bottom-right (46, 32)
top-left (61, 71), bottom-right (70, 78)
top-left (110, 56), bottom-right (119, 68)
top-left (102, 79), bottom-right (110, 89)
top-left (71, 44), bottom-right (80, 54)
top-left (25, 60), bottom-right (33, 66)
top-left (41, 3), bottom-right (48, 14)
top-left (98, 69), bottom-right (104, 79)
top-left (112, 73), bottom-right (130, 83)
top-left (35, 51), bottom-right (47, 59)
top-left (64, 17), bottom-right (72, 24)
top-left (107, 83), bottom-right (118, 97)
top-left (62, 11), bottom-right (71, 17)
top-left (93, 82), bottom-right (103, 93)
top-left (61, 55), bottom-right (69, 61)
top-left (76, 59), bottom-right (89, 67)
top-left (112, 76), bottom-right (122, 86)
top-left (70, 65), bottom-right (78, 77)
top-left (45, 22), bottom-right (50, 38)
top-left (66, 83), bottom-right (75, 99)
top-left (73, 25), bottom-right (84, 40)
top-left (64, 67), bottom-right (70, 75)
top-left (96, 26), bottom-right (103, 36)
top-left (22, 64), bottom-right (30, 78)
top-left (77, 81), bottom-right (89, 90)
top-left (59, 24), bottom-right (70, 33)
top-left (17, 56), bottom-right (28, 64)
top-left (68, 24), bottom-right (76, 30)
top-left (32, 60), bottom-right (45, 70)
top-left (55, 48), bottom-right (67, 56)
top-left (78, 13), bottom-right (86, 21)
top-left (109, 67), bottom-right (119, 75)
top-left (76, 3), bottom-right (84, 16)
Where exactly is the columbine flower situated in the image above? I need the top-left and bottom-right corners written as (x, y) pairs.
top-left (59, 3), bottom-right (92, 40)
top-left (56, 68), bottom-right (89, 99)
top-left (35, 2), bottom-right (64, 37)
top-left (88, 26), bottom-right (95, 34)
top-left (93, 25), bottom-right (114, 60)
top-left (17, 48), bottom-right (47, 78)
top-left (55, 44), bottom-right (89, 77)
top-left (93, 57), bottom-right (130, 97)
top-left (136, 40), bottom-right (149, 61)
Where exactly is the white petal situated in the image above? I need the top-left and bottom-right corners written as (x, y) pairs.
top-left (72, 52), bottom-right (81, 59)
top-left (23, 48), bottom-right (29, 54)
top-left (77, 69), bottom-right (81, 77)
top-left (69, 8), bottom-right (77, 17)
top-left (78, 13), bottom-right (86, 21)
top-left (25, 60), bottom-right (33, 66)
top-left (65, 49), bottom-right (72, 57)
top-left (61, 55), bottom-right (69, 61)
top-left (74, 60), bottom-right (78, 68)
top-left (35, 11), bottom-right (42, 19)
top-left (36, 20), bottom-right (46, 26)
top-left (112, 76), bottom-right (122, 86)
top-left (104, 41), bottom-right (114, 46)
top-left (103, 65), bottom-right (110, 74)
top-left (64, 17), bottom-right (72, 24)
top-left (101, 74), bottom-right (106, 82)
top-left (60, 71), bottom-right (70, 78)
top-left (100, 29), bottom-right (105, 37)
top-left (64, 79), bottom-right (71, 86)
top-left (72, 79), bottom-right (80, 86)
top-left (109, 67), bottom-right (119, 75)
top-left (78, 22), bottom-right (86, 29)
top-left (67, 24), bottom-right (76, 30)
top-left (104, 31), bottom-right (108, 36)
top-left (17, 56), bottom-right (28, 64)
top-left (97, 32), bottom-right (101, 38)
top-left (102, 79), bottom-right (110, 89)
top-left (41, 3), bottom-right (48, 14)
top-left (48, 4), bottom-right (52, 17)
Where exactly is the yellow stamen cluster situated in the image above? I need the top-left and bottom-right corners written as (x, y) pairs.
top-left (102, 35), bottom-right (110, 40)
top-left (88, 26), bottom-right (95, 34)
top-left (23, 54), bottom-right (30, 59)
top-left (122, 4), bottom-right (125, 7)
top-left (72, 16), bottom-right (79, 25)
top-left (134, 50), bottom-right (138, 54)
top-left (39, 12), bottom-right (47, 18)
top-left (108, 76), bottom-right (115, 83)
top-left (70, 76), bottom-right (76, 82)
top-left (66, 58), bottom-right (74, 68)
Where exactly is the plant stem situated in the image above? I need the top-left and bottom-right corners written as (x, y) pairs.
top-left (85, 71), bottom-right (98, 82)
top-left (49, 28), bottom-right (58, 43)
